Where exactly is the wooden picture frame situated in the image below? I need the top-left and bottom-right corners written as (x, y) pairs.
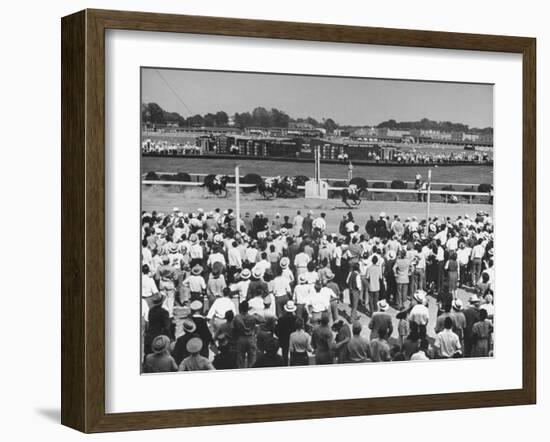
top-left (61, 9), bottom-right (536, 433)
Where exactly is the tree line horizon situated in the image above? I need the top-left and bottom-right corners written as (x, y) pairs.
top-left (141, 102), bottom-right (493, 134)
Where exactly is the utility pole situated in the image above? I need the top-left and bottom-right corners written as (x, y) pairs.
top-left (235, 164), bottom-right (240, 233)
top-left (425, 169), bottom-right (432, 235)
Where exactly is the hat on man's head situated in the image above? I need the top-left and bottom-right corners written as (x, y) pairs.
top-left (387, 250), bottom-right (396, 260)
top-left (413, 290), bottom-right (427, 304)
top-left (469, 294), bottom-right (481, 304)
top-left (280, 257), bottom-right (290, 269)
top-left (379, 212), bottom-right (386, 217)
top-left (151, 335), bottom-right (171, 354)
top-left (169, 244), bottom-right (178, 253)
top-left (182, 318), bottom-right (197, 333)
top-left (252, 267), bottom-right (264, 279)
top-left (239, 268), bottom-right (251, 280)
top-left (186, 337), bottom-right (203, 354)
top-left (190, 300), bottom-right (203, 312)
top-left (284, 300), bottom-right (297, 312)
top-left (150, 292), bottom-right (166, 306)
top-left (191, 264), bottom-right (203, 276)
top-left (325, 269), bottom-right (335, 280)
top-left (452, 299), bottom-right (464, 311)
top-left (377, 299), bottom-right (389, 311)
top-left (189, 234), bottom-right (198, 244)
top-left (298, 274), bottom-right (307, 284)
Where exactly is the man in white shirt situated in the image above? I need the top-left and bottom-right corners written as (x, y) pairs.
top-left (456, 241), bottom-right (471, 287)
top-left (470, 238), bottom-right (486, 286)
top-left (312, 213), bottom-right (327, 232)
top-left (310, 281), bottom-right (332, 324)
top-left (293, 210), bottom-right (304, 237)
top-left (272, 267), bottom-right (292, 317)
top-left (294, 250), bottom-right (310, 277)
top-left (206, 246), bottom-right (226, 269)
top-left (227, 241), bottom-right (242, 282)
top-left (410, 290), bottom-right (430, 330)
top-left (142, 264), bottom-right (159, 299)
top-left (434, 317), bottom-right (462, 358)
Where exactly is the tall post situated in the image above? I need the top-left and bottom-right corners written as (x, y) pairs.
top-left (235, 164), bottom-right (240, 233)
top-left (315, 144), bottom-right (321, 193)
top-left (425, 168), bottom-right (432, 234)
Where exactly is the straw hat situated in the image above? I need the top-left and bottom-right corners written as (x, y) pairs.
top-left (191, 264), bottom-right (203, 276)
top-left (452, 299), bottom-right (464, 311)
top-left (252, 267), bottom-right (264, 279)
top-left (413, 290), bottom-right (427, 304)
top-left (469, 294), bottom-right (481, 304)
top-left (190, 300), bottom-right (203, 312)
top-left (284, 300), bottom-right (297, 312)
top-left (182, 319), bottom-right (197, 333)
top-left (150, 292), bottom-right (166, 306)
top-left (280, 257), bottom-right (290, 269)
top-left (186, 337), bottom-right (203, 354)
top-left (151, 335), bottom-right (170, 354)
top-left (377, 299), bottom-right (389, 311)
top-left (239, 269), bottom-right (251, 280)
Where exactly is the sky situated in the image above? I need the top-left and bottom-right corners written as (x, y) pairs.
top-left (141, 67), bottom-right (493, 128)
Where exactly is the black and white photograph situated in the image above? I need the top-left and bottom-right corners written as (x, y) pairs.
top-left (140, 67), bottom-right (495, 373)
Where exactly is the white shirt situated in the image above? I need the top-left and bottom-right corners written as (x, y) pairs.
top-left (456, 247), bottom-right (471, 265)
top-left (207, 297), bottom-right (236, 320)
top-left (294, 252), bottom-right (310, 268)
top-left (472, 244), bottom-right (485, 259)
top-left (310, 288), bottom-right (332, 313)
top-left (294, 284), bottom-right (313, 306)
top-left (142, 247), bottom-right (152, 267)
top-left (207, 252), bottom-right (226, 268)
top-left (272, 276), bottom-right (291, 297)
top-left (189, 243), bottom-right (203, 259)
top-left (312, 217), bottom-right (326, 231)
top-left (410, 303), bottom-right (430, 326)
top-left (184, 275), bottom-right (206, 292)
top-left (230, 280), bottom-right (250, 302)
top-left (434, 329), bottom-right (462, 358)
top-left (410, 350), bottom-right (429, 361)
top-left (227, 247), bottom-right (242, 267)
top-left (245, 247), bottom-right (258, 263)
top-left (142, 274), bottom-right (159, 298)
top-left (446, 236), bottom-right (459, 251)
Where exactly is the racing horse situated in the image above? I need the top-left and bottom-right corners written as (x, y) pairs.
top-left (341, 187), bottom-right (362, 207)
top-left (258, 177), bottom-right (278, 199)
top-left (341, 178), bottom-right (370, 207)
top-left (275, 176), bottom-right (298, 198)
top-left (203, 174), bottom-right (229, 197)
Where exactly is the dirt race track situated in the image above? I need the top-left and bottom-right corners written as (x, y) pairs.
top-left (142, 186), bottom-right (493, 233)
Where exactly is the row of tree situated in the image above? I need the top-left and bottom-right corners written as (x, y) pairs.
top-left (376, 117), bottom-right (493, 134)
top-left (142, 103), bottom-right (492, 134)
top-left (142, 103), bottom-right (229, 127)
top-left (142, 102), bottom-right (339, 131)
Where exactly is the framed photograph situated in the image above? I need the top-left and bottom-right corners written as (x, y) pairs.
top-left (61, 9), bottom-right (536, 433)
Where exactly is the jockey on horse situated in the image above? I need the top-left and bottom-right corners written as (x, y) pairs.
top-left (342, 181), bottom-right (361, 208)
